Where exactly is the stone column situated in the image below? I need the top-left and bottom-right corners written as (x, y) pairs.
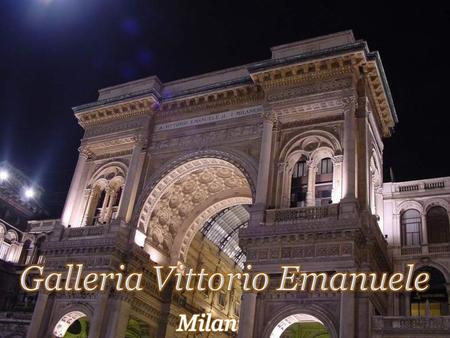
top-left (83, 188), bottom-right (98, 226)
top-left (237, 292), bottom-right (257, 338)
top-left (356, 94), bottom-right (370, 210)
top-left (421, 213), bottom-right (429, 253)
top-left (61, 148), bottom-right (90, 226)
top-left (105, 189), bottom-right (118, 223)
top-left (26, 292), bottom-right (53, 338)
top-left (339, 291), bottom-right (355, 338)
top-left (405, 293), bottom-right (411, 316)
top-left (250, 110), bottom-right (275, 227)
top-left (446, 284), bottom-right (450, 312)
top-left (99, 187), bottom-right (111, 223)
top-left (331, 156), bottom-right (343, 203)
top-left (342, 98), bottom-right (357, 200)
top-left (117, 137), bottom-right (146, 222)
top-left (104, 297), bottom-right (131, 338)
top-left (255, 110), bottom-right (275, 206)
top-left (306, 161), bottom-right (317, 207)
top-left (276, 161), bottom-right (287, 208)
top-left (375, 187), bottom-right (385, 230)
top-left (88, 292), bottom-right (109, 338)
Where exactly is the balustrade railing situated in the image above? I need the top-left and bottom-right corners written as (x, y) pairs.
top-left (401, 246), bottom-right (422, 256)
top-left (429, 243), bottom-right (450, 253)
top-left (28, 219), bottom-right (60, 232)
top-left (266, 204), bottom-right (338, 225)
top-left (393, 178), bottom-right (447, 194)
top-left (64, 224), bottom-right (107, 238)
top-left (373, 316), bottom-right (450, 332)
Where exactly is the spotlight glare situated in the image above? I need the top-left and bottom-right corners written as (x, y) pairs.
top-left (0, 170), bottom-right (9, 181)
top-left (24, 188), bottom-right (35, 199)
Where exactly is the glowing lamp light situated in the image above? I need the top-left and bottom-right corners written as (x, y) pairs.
top-left (0, 169), bottom-right (8, 181)
top-left (24, 187), bottom-right (35, 199)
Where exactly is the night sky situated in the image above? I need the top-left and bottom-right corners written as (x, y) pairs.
top-left (1, 1), bottom-right (449, 216)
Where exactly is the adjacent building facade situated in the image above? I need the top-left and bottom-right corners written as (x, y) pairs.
top-left (2, 31), bottom-right (450, 338)
top-left (0, 162), bottom-right (47, 337)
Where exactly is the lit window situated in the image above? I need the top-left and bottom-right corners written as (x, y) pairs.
top-left (315, 158), bottom-right (333, 206)
top-left (401, 209), bottom-right (421, 246)
top-left (410, 266), bottom-right (448, 316)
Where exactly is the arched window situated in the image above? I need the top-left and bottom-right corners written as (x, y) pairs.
top-left (315, 158), bottom-right (333, 206)
top-left (401, 209), bottom-right (421, 246)
top-left (84, 166), bottom-right (125, 226)
top-left (426, 206), bottom-right (450, 244)
top-left (411, 266), bottom-right (448, 316)
top-left (290, 159), bottom-right (308, 208)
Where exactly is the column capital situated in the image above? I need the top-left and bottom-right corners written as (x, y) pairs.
top-left (356, 96), bottom-right (370, 117)
top-left (134, 134), bottom-right (148, 149)
top-left (342, 96), bottom-right (356, 112)
top-left (261, 110), bottom-right (277, 124)
top-left (78, 146), bottom-right (93, 159)
top-left (306, 159), bottom-right (318, 171)
top-left (331, 155), bottom-right (344, 164)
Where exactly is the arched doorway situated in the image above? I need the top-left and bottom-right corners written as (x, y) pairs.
top-left (136, 156), bottom-right (254, 265)
top-left (410, 266), bottom-right (449, 316)
top-left (52, 311), bottom-right (89, 338)
top-left (136, 155), bottom-right (254, 334)
top-left (270, 314), bottom-right (331, 338)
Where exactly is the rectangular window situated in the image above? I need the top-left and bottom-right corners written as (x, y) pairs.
top-left (293, 161), bottom-right (307, 178)
top-left (218, 292), bottom-right (227, 307)
top-left (320, 158), bottom-right (333, 174)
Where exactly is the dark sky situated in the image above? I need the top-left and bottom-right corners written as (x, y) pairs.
top-left (1, 1), bottom-right (449, 216)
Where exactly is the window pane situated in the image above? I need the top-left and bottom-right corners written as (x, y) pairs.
top-left (401, 209), bottom-right (421, 246)
top-left (427, 206), bottom-right (450, 244)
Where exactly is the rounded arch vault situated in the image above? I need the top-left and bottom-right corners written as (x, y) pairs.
top-left (136, 157), bottom-right (253, 264)
top-left (52, 310), bottom-right (88, 338)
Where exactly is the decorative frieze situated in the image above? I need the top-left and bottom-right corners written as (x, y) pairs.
top-left (150, 123), bottom-right (262, 152)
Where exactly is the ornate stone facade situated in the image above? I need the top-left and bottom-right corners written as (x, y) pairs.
top-left (8, 30), bottom-right (449, 338)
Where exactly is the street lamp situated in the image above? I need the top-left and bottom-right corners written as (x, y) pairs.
top-left (0, 169), bottom-right (9, 181)
top-left (24, 187), bottom-right (35, 199)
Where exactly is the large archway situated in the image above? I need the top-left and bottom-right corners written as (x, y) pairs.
top-left (410, 266), bottom-right (449, 316)
top-left (52, 311), bottom-right (89, 338)
top-left (270, 314), bottom-right (331, 338)
top-left (262, 305), bottom-right (338, 338)
top-left (136, 156), bottom-right (253, 264)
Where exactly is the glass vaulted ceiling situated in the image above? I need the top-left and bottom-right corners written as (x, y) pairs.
top-left (200, 205), bottom-right (249, 268)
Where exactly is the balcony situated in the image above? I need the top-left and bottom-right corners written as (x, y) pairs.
top-left (63, 224), bottom-right (108, 238)
top-left (429, 243), bottom-right (450, 254)
top-left (372, 316), bottom-right (450, 335)
top-left (387, 177), bottom-right (449, 195)
top-left (265, 204), bottom-right (339, 225)
top-left (27, 219), bottom-right (60, 233)
top-left (400, 246), bottom-right (422, 256)
top-left (399, 243), bottom-right (450, 256)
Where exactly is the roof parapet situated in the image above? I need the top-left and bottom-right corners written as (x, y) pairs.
top-left (271, 30), bottom-right (355, 59)
top-left (97, 76), bottom-right (162, 101)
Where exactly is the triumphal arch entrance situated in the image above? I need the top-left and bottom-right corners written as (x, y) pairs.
top-left (26, 30), bottom-right (397, 338)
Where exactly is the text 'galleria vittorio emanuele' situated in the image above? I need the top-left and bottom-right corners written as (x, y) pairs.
top-left (3, 30), bottom-right (450, 338)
